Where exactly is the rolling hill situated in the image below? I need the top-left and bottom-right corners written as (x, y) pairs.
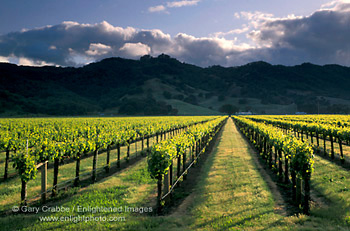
top-left (1, 54), bottom-right (350, 116)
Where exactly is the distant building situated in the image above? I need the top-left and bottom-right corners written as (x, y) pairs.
top-left (295, 112), bottom-right (307, 115)
top-left (237, 111), bottom-right (253, 115)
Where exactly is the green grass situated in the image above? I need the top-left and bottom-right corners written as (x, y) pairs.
top-left (178, 118), bottom-right (294, 230)
top-left (283, 154), bottom-right (350, 230)
top-left (307, 155), bottom-right (350, 224)
top-left (0, 158), bottom-right (157, 231)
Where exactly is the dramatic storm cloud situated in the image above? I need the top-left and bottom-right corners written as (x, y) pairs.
top-left (0, 0), bottom-right (349, 67)
top-left (244, 0), bottom-right (350, 65)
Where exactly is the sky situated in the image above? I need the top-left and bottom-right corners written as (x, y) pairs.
top-left (0, 0), bottom-right (349, 67)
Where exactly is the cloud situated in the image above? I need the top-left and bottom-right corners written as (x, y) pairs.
top-left (247, 0), bottom-right (350, 64)
top-left (148, 0), bottom-right (201, 14)
top-left (211, 27), bottom-right (249, 38)
top-left (18, 57), bottom-right (55, 66)
top-left (148, 5), bottom-right (167, 13)
top-left (167, 0), bottom-right (201, 8)
top-left (0, 56), bottom-right (9, 63)
top-left (321, 0), bottom-right (350, 11)
top-left (119, 43), bottom-right (151, 57)
top-left (1, 1), bottom-right (350, 67)
top-left (86, 43), bottom-right (112, 56)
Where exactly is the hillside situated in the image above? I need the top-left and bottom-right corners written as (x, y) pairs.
top-left (1, 54), bottom-right (350, 116)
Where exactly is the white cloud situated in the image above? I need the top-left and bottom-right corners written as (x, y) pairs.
top-left (149, 0), bottom-right (201, 13)
top-left (85, 43), bottom-right (112, 56)
top-left (148, 5), bottom-right (166, 13)
top-left (167, 0), bottom-right (201, 8)
top-left (321, 0), bottom-right (350, 11)
top-left (18, 57), bottom-right (54, 66)
top-left (0, 56), bottom-right (9, 63)
top-left (211, 27), bottom-right (250, 38)
top-left (119, 43), bottom-right (151, 57)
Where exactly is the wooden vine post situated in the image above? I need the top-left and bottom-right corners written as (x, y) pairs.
top-left (105, 145), bottom-right (111, 173)
top-left (163, 170), bottom-right (170, 204)
top-left (52, 158), bottom-right (59, 196)
top-left (177, 154), bottom-right (181, 178)
top-left (169, 162), bottom-right (173, 191)
top-left (323, 134), bottom-right (327, 156)
top-left (183, 151), bottom-right (187, 180)
top-left (36, 161), bottom-right (48, 204)
top-left (330, 135), bottom-right (335, 159)
top-left (21, 179), bottom-right (27, 206)
top-left (147, 136), bottom-right (150, 153)
top-left (274, 147), bottom-right (278, 166)
top-left (117, 144), bottom-right (121, 168)
top-left (303, 173), bottom-right (311, 215)
top-left (310, 132), bottom-right (314, 144)
top-left (268, 144), bottom-right (272, 169)
top-left (141, 135), bottom-right (144, 151)
top-left (4, 149), bottom-right (10, 180)
top-left (285, 155), bottom-right (289, 183)
top-left (74, 155), bottom-right (80, 186)
top-left (296, 177), bottom-right (302, 206)
top-left (339, 138), bottom-right (344, 164)
top-left (126, 142), bottom-right (130, 163)
top-left (92, 140), bottom-right (99, 183)
top-left (157, 175), bottom-right (163, 214)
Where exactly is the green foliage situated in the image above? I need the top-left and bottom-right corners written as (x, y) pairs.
top-left (12, 152), bottom-right (37, 182)
top-left (147, 141), bottom-right (177, 179)
top-left (147, 117), bottom-right (225, 179)
top-left (248, 115), bottom-right (350, 143)
top-left (0, 116), bottom-right (220, 185)
top-left (233, 116), bottom-right (314, 178)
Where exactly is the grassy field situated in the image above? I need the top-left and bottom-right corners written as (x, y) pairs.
top-left (1, 119), bottom-right (350, 230)
top-left (308, 155), bottom-right (350, 226)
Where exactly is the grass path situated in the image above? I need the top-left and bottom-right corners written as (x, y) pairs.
top-left (148, 118), bottom-right (296, 230)
top-left (180, 118), bottom-right (294, 230)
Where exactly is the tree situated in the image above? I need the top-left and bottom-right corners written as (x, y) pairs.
top-left (219, 104), bottom-right (238, 115)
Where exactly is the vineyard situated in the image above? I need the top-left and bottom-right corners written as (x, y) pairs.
top-left (0, 115), bottom-right (350, 230)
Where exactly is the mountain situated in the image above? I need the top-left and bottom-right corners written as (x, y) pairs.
top-left (1, 54), bottom-right (350, 116)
